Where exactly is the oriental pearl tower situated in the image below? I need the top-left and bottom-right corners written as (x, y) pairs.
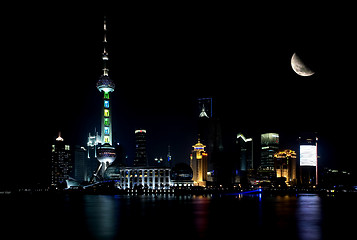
top-left (95, 17), bottom-right (116, 178)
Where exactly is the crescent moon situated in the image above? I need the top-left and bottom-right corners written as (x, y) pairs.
top-left (291, 53), bottom-right (315, 77)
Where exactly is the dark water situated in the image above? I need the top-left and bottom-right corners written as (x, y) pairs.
top-left (1, 193), bottom-right (356, 239)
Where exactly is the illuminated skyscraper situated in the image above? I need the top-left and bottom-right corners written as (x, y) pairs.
top-left (274, 149), bottom-right (297, 186)
top-left (190, 139), bottom-right (208, 187)
top-left (95, 17), bottom-right (116, 178)
top-left (198, 98), bottom-right (212, 118)
top-left (234, 133), bottom-right (253, 186)
top-left (299, 134), bottom-right (318, 186)
top-left (51, 132), bottom-right (72, 188)
top-left (236, 133), bottom-right (253, 171)
top-left (134, 130), bottom-right (148, 167)
top-left (260, 133), bottom-right (279, 171)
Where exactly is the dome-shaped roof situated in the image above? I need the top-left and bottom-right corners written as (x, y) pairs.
top-left (97, 75), bottom-right (115, 93)
top-left (171, 163), bottom-right (193, 180)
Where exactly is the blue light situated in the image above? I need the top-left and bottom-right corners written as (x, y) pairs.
top-left (226, 189), bottom-right (262, 196)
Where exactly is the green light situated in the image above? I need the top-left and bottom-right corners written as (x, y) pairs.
top-left (104, 118), bottom-right (109, 126)
top-left (104, 92), bottom-right (110, 99)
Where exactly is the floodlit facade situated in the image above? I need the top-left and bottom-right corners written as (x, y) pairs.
top-left (299, 135), bottom-right (318, 186)
top-left (105, 167), bottom-right (171, 189)
top-left (95, 17), bottom-right (116, 178)
top-left (274, 149), bottom-right (297, 186)
top-left (190, 139), bottom-right (208, 187)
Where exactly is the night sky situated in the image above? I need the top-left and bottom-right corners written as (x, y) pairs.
top-left (3, 3), bottom-right (356, 186)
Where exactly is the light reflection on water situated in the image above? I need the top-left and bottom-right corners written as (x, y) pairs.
top-left (81, 193), bottom-right (324, 239)
top-left (296, 194), bottom-right (322, 240)
top-left (3, 192), bottom-right (356, 239)
top-left (84, 195), bottom-right (119, 240)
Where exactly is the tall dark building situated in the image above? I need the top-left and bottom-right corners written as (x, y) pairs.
top-left (51, 133), bottom-right (72, 188)
top-left (198, 98), bottom-right (212, 118)
top-left (236, 133), bottom-right (253, 172)
top-left (134, 129), bottom-right (148, 167)
top-left (197, 98), bottom-right (212, 148)
top-left (196, 97), bottom-right (226, 186)
top-left (73, 145), bottom-right (88, 183)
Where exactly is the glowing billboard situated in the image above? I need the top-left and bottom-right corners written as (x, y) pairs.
top-left (300, 145), bottom-right (317, 167)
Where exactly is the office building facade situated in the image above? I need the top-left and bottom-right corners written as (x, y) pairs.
top-left (260, 133), bottom-right (279, 171)
top-left (274, 149), bottom-right (297, 186)
top-left (105, 167), bottom-right (171, 189)
top-left (134, 129), bottom-right (148, 167)
top-left (51, 133), bottom-right (72, 188)
top-left (299, 135), bottom-right (318, 186)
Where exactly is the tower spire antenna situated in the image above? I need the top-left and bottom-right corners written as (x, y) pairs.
top-left (102, 16), bottom-right (109, 76)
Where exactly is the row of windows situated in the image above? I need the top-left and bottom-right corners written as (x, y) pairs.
top-left (121, 170), bottom-right (170, 177)
top-left (116, 177), bottom-right (170, 183)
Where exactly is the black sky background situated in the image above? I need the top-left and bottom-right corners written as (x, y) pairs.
top-left (2, 3), bottom-right (356, 186)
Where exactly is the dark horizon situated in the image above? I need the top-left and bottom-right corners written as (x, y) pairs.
top-left (2, 4), bottom-right (356, 186)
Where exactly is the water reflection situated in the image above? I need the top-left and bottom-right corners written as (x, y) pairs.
top-left (296, 194), bottom-right (322, 240)
top-left (80, 193), bottom-right (324, 240)
top-left (84, 195), bottom-right (119, 239)
top-left (192, 196), bottom-right (210, 238)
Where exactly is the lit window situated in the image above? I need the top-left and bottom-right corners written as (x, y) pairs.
top-left (104, 109), bottom-right (109, 117)
top-left (104, 100), bottom-right (109, 108)
top-left (104, 136), bottom-right (110, 143)
top-left (104, 92), bottom-right (110, 99)
top-left (104, 127), bottom-right (110, 135)
top-left (104, 118), bottom-right (109, 126)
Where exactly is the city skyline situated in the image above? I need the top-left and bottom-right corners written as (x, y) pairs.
top-left (3, 5), bottom-right (356, 186)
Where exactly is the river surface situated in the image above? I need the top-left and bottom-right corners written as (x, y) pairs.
top-left (1, 193), bottom-right (355, 239)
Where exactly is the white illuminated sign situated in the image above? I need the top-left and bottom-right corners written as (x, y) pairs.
top-left (300, 145), bottom-right (317, 167)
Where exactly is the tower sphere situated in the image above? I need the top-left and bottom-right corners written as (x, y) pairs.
top-left (97, 75), bottom-right (115, 93)
top-left (97, 143), bottom-right (116, 164)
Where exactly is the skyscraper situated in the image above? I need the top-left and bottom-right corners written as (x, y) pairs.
top-left (190, 138), bottom-right (208, 187)
top-left (274, 149), bottom-right (297, 186)
top-left (198, 98), bottom-right (212, 118)
top-left (73, 145), bottom-right (88, 183)
top-left (299, 134), bottom-right (318, 186)
top-left (197, 98), bottom-right (212, 148)
top-left (236, 133), bottom-right (253, 171)
top-left (51, 132), bottom-right (72, 188)
top-left (234, 133), bottom-right (253, 186)
top-left (95, 17), bottom-right (116, 178)
top-left (134, 130), bottom-right (148, 167)
top-left (260, 133), bottom-right (279, 171)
